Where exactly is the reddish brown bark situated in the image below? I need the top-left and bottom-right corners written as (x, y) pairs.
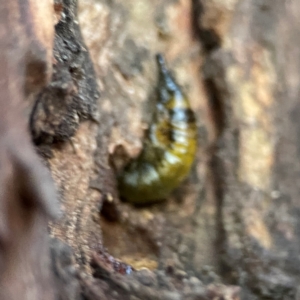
top-left (0, 1), bottom-right (58, 299)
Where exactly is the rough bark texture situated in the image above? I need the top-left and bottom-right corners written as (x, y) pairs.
top-left (3, 0), bottom-right (300, 299)
top-left (202, 0), bottom-right (300, 299)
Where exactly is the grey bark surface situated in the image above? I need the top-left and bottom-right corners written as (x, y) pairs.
top-left (202, 1), bottom-right (300, 299)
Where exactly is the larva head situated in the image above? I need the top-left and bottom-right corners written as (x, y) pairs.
top-left (156, 53), bottom-right (182, 104)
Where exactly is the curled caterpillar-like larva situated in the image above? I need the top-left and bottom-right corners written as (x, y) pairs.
top-left (118, 54), bottom-right (197, 204)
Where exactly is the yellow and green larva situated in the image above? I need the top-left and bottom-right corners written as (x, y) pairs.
top-left (118, 54), bottom-right (197, 204)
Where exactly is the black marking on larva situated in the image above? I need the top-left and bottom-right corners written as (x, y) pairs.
top-left (169, 107), bottom-right (196, 124)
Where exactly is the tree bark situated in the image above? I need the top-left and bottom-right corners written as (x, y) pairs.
top-left (2, 0), bottom-right (300, 299)
top-left (0, 1), bottom-right (58, 299)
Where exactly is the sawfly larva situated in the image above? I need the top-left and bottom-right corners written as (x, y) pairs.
top-left (118, 54), bottom-right (197, 204)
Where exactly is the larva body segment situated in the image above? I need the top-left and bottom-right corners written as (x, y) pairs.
top-left (118, 54), bottom-right (197, 204)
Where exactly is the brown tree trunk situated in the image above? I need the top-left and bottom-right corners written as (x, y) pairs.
top-left (2, 0), bottom-right (300, 299)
